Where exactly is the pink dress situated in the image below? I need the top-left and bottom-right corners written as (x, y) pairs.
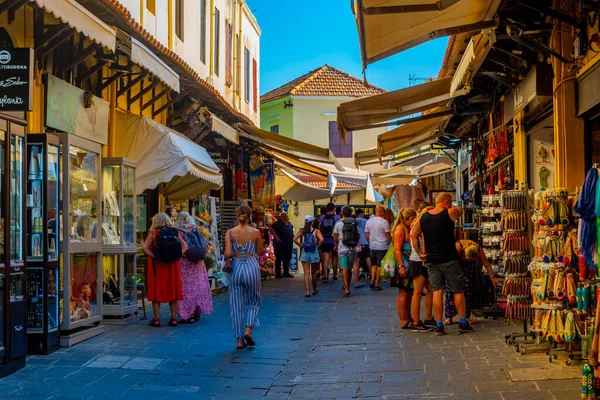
top-left (177, 258), bottom-right (213, 319)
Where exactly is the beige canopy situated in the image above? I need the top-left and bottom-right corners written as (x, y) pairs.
top-left (337, 77), bottom-right (453, 141)
top-left (377, 108), bottom-right (451, 160)
top-left (354, 0), bottom-right (500, 66)
top-left (114, 111), bottom-right (222, 202)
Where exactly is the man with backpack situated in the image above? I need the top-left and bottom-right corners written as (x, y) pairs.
top-left (333, 206), bottom-right (361, 297)
top-left (319, 203), bottom-right (340, 282)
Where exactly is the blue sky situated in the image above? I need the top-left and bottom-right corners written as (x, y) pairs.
top-left (247, 0), bottom-right (449, 95)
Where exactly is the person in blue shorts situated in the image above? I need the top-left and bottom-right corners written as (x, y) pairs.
top-left (294, 215), bottom-right (324, 297)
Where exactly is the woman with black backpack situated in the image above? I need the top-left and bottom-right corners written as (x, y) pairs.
top-left (175, 211), bottom-right (213, 324)
top-left (142, 212), bottom-right (188, 327)
top-left (293, 215), bottom-right (324, 297)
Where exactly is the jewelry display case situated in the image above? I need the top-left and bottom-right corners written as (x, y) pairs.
top-left (56, 134), bottom-right (103, 347)
top-left (0, 115), bottom-right (27, 377)
top-left (25, 134), bottom-right (60, 354)
top-left (101, 158), bottom-right (138, 323)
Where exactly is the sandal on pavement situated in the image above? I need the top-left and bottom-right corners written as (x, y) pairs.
top-left (305, 294), bottom-right (311, 297)
top-left (312, 290), bottom-right (319, 295)
top-left (168, 318), bottom-right (178, 327)
top-left (374, 286), bottom-right (384, 291)
top-left (148, 318), bottom-right (161, 327)
top-left (355, 283), bottom-right (365, 289)
top-left (236, 342), bottom-right (248, 350)
top-left (244, 333), bottom-right (256, 347)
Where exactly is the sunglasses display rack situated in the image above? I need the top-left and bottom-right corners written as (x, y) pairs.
top-left (510, 188), bottom-right (588, 363)
top-left (500, 189), bottom-right (538, 351)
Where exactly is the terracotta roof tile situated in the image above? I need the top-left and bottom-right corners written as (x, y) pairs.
top-left (261, 65), bottom-right (386, 104)
top-left (296, 175), bottom-right (362, 190)
top-left (93, 0), bottom-right (252, 125)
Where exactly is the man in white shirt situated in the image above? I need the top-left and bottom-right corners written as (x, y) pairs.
top-left (365, 205), bottom-right (391, 291)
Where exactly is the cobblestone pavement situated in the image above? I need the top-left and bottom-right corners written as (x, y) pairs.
top-left (0, 278), bottom-right (582, 399)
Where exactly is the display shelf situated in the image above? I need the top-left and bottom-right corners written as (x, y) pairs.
top-left (101, 158), bottom-right (138, 322)
top-left (56, 133), bottom-right (103, 346)
top-left (0, 123), bottom-right (27, 377)
top-left (25, 134), bottom-right (61, 354)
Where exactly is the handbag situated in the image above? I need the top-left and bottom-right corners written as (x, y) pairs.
top-left (222, 257), bottom-right (233, 273)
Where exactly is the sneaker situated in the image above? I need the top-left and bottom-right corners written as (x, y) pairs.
top-left (434, 327), bottom-right (446, 336)
top-left (423, 319), bottom-right (437, 328)
top-left (411, 321), bottom-right (433, 332)
top-left (370, 281), bottom-right (375, 290)
top-left (458, 323), bottom-right (474, 334)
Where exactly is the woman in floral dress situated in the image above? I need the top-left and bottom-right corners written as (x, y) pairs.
top-left (176, 211), bottom-right (213, 323)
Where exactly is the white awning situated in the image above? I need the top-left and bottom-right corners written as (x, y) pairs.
top-left (131, 38), bottom-right (180, 92)
top-left (354, 0), bottom-right (500, 66)
top-left (207, 111), bottom-right (239, 144)
top-left (280, 170), bottom-right (363, 202)
top-left (372, 154), bottom-right (455, 185)
top-left (31, 0), bottom-right (117, 51)
top-left (114, 111), bottom-right (222, 202)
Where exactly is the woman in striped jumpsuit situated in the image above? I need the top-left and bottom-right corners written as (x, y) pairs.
top-left (225, 205), bottom-right (264, 349)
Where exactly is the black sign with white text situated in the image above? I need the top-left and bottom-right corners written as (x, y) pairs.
top-left (0, 48), bottom-right (33, 111)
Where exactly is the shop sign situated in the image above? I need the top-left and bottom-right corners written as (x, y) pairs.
top-left (208, 150), bottom-right (228, 175)
top-left (0, 48), bottom-right (34, 112)
top-left (46, 75), bottom-right (109, 145)
top-left (289, 248), bottom-right (298, 271)
top-left (313, 204), bottom-right (376, 217)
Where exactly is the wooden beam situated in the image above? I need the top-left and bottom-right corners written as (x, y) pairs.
top-left (141, 88), bottom-right (172, 112)
top-left (63, 44), bottom-right (101, 72)
top-left (153, 92), bottom-right (188, 118)
top-left (76, 60), bottom-right (106, 87)
top-left (0, 0), bottom-right (24, 16)
top-left (38, 29), bottom-right (75, 59)
top-left (98, 71), bottom-right (124, 92)
top-left (35, 25), bottom-right (69, 51)
top-left (117, 73), bottom-right (147, 97)
top-left (128, 80), bottom-right (159, 104)
top-left (7, 0), bottom-right (26, 23)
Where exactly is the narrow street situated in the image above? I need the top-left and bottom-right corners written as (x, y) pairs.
top-left (0, 279), bottom-right (581, 400)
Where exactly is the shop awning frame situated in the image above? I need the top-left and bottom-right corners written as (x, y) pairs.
top-left (30, 0), bottom-right (117, 51)
top-left (377, 108), bottom-right (451, 161)
top-left (259, 146), bottom-right (329, 178)
top-left (203, 110), bottom-right (239, 144)
top-left (279, 169), bottom-right (364, 201)
top-left (130, 37), bottom-right (181, 92)
top-left (354, 0), bottom-right (500, 67)
top-left (337, 77), bottom-right (456, 141)
top-left (236, 124), bottom-right (344, 171)
top-left (113, 111), bottom-right (222, 202)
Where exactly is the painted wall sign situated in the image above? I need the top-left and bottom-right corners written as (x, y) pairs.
top-left (46, 75), bottom-right (109, 145)
top-left (0, 48), bottom-right (34, 111)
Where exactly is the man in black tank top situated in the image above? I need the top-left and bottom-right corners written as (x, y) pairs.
top-left (411, 192), bottom-right (473, 335)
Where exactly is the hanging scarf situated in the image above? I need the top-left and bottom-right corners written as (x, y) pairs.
top-left (574, 168), bottom-right (599, 267)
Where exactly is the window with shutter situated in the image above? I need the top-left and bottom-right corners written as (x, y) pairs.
top-left (225, 22), bottom-right (232, 86)
top-left (244, 47), bottom-right (250, 104)
top-left (252, 58), bottom-right (257, 112)
top-left (270, 125), bottom-right (279, 134)
top-left (328, 121), bottom-right (353, 158)
top-left (175, 0), bottom-right (184, 41)
top-left (214, 8), bottom-right (220, 77)
top-left (200, 0), bottom-right (206, 63)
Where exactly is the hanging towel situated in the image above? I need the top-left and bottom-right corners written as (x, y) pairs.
top-left (574, 168), bottom-right (599, 267)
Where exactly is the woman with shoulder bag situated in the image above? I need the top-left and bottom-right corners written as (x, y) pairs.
top-left (142, 213), bottom-right (188, 327)
top-left (294, 215), bottom-right (324, 297)
top-left (225, 205), bottom-right (264, 349)
top-left (392, 208), bottom-right (417, 329)
top-left (175, 211), bottom-right (214, 324)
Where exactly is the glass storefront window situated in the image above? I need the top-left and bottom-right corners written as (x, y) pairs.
top-left (123, 166), bottom-right (135, 246)
top-left (48, 144), bottom-right (59, 261)
top-left (10, 135), bottom-right (23, 264)
top-left (69, 146), bottom-right (98, 243)
top-left (26, 268), bottom-right (43, 331)
top-left (102, 255), bottom-right (119, 307)
top-left (27, 143), bottom-right (44, 260)
top-left (102, 165), bottom-right (121, 245)
top-left (0, 270), bottom-right (4, 351)
top-left (10, 272), bottom-right (24, 301)
top-left (124, 254), bottom-right (136, 307)
top-left (48, 267), bottom-right (58, 331)
top-left (69, 253), bottom-right (98, 322)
